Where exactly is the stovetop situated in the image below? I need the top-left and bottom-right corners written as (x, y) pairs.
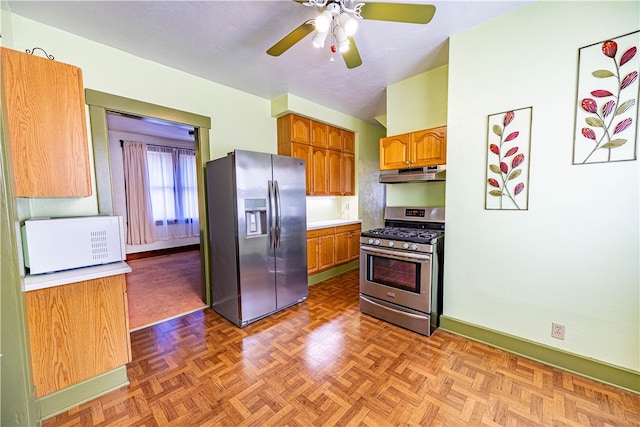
top-left (361, 227), bottom-right (442, 244)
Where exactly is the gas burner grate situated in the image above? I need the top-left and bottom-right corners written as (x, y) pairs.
top-left (361, 227), bottom-right (442, 244)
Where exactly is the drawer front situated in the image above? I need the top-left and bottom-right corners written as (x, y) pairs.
top-left (335, 223), bottom-right (361, 234)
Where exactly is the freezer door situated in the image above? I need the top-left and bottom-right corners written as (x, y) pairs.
top-left (271, 154), bottom-right (308, 309)
top-left (234, 150), bottom-right (278, 322)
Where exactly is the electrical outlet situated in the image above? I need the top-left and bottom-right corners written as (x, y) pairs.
top-left (551, 322), bottom-right (565, 340)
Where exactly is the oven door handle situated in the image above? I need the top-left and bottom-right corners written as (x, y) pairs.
top-left (360, 245), bottom-right (431, 262)
top-left (361, 295), bottom-right (430, 320)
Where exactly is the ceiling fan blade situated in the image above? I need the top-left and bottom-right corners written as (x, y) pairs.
top-left (342, 37), bottom-right (362, 69)
top-left (267, 21), bottom-right (315, 56)
top-left (359, 3), bottom-right (436, 24)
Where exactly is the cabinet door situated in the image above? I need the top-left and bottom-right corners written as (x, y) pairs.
top-left (25, 274), bottom-right (131, 397)
top-left (341, 152), bottom-right (355, 196)
top-left (290, 143), bottom-right (313, 195)
top-left (334, 232), bottom-right (350, 264)
top-left (412, 126), bottom-right (447, 167)
top-left (327, 149), bottom-right (342, 196)
top-left (380, 133), bottom-right (411, 170)
top-left (307, 237), bottom-right (319, 274)
top-left (348, 230), bottom-right (361, 261)
top-left (318, 235), bottom-right (335, 270)
top-left (328, 126), bottom-right (343, 151)
top-left (2, 48), bottom-right (91, 197)
top-left (342, 130), bottom-right (355, 154)
top-left (311, 121), bottom-right (328, 148)
top-left (290, 114), bottom-right (311, 143)
top-left (311, 148), bottom-right (328, 196)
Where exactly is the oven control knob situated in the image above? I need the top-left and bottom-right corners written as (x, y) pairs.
top-left (403, 243), bottom-right (409, 249)
top-left (374, 239), bottom-right (381, 245)
top-left (388, 241), bottom-right (394, 247)
top-left (368, 239), bottom-right (374, 244)
top-left (411, 244), bottom-right (419, 250)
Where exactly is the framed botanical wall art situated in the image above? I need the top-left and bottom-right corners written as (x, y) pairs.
top-left (573, 30), bottom-right (639, 164)
top-left (485, 107), bottom-right (532, 210)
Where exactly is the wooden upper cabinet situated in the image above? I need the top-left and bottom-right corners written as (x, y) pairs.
top-left (380, 133), bottom-right (411, 170)
top-left (342, 130), bottom-right (355, 153)
top-left (412, 126), bottom-right (447, 166)
top-left (327, 149), bottom-right (342, 196)
top-left (328, 126), bottom-right (342, 151)
top-left (289, 143), bottom-right (313, 195)
top-left (1, 47), bottom-right (91, 197)
top-left (277, 114), bottom-right (355, 196)
top-left (341, 152), bottom-right (355, 196)
top-left (311, 148), bottom-right (328, 196)
top-left (277, 114), bottom-right (311, 144)
top-left (311, 121), bottom-right (328, 148)
top-left (380, 126), bottom-right (447, 170)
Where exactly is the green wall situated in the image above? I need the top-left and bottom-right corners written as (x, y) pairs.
top-left (443, 0), bottom-right (639, 376)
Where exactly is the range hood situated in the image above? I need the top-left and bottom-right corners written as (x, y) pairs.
top-left (379, 165), bottom-right (446, 183)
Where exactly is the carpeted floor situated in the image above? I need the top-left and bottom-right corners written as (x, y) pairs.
top-left (126, 250), bottom-right (206, 330)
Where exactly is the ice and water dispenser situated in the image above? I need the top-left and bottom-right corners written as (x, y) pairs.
top-left (244, 199), bottom-right (267, 237)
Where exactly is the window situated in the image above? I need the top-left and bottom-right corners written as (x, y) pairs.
top-left (146, 145), bottom-right (199, 238)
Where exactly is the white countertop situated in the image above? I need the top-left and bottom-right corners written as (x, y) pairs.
top-left (23, 261), bottom-right (132, 292)
top-left (307, 219), bottom-right (362, 230)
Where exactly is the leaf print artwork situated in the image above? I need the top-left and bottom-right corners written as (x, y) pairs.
top-left (573, 31), bottom-right (639, 164)
top-left (485, 107), bottom-right (532, 210)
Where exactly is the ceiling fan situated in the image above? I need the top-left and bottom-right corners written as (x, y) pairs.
top-left (266, 0), bottom-right (436, 69)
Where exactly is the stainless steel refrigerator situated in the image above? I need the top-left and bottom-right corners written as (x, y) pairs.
top-left (206, 150), bottom-right (308, 327)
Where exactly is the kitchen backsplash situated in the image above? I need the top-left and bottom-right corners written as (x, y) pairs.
top-left (306, 197), bottom-right (355, 223)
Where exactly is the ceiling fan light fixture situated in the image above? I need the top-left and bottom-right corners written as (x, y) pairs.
top-left (315, 10), bottom-right (332, 33)
top-left (338, 13), bottom-right (358, 36)
top-left (335, 26), bottom-right (350, 52)
top-left (312, 31), bottom-right (329, 48)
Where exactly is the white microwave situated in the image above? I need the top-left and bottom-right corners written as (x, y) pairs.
top-left (21, 216), bottom-right (126, 275)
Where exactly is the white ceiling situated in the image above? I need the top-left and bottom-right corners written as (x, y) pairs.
top-left (7, 0), bottom-right (532, 125)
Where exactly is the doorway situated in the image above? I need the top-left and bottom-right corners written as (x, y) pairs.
top-left (85, 89), bottom-right (212, 327)
top-left (105, 112), bottom-right (206, 329)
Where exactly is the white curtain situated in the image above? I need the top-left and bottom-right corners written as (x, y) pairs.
top-left (146, 145), bottom-right (199, 240)
top-left (122, 141), bottom-right (157, 244)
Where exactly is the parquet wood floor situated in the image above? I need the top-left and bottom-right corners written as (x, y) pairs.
top-left (44, 269), bottom-right (640, 427)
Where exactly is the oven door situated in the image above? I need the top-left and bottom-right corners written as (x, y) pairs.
top-left (359, 245), bottom-right (432, 313)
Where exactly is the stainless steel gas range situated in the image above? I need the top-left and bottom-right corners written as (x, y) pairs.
top-left (359, 206), bottom-right (444, 336)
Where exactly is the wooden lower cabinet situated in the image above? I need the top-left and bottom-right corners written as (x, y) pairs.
top-left (307, 223), bottom-right (361, 275)
top-left (307, 236), bottom-right (319, 273)
top-left (307, 227), bottom-right (334, 274)
top-left (25, 274), bottom-right (131, 397)
top-left (335, 223), bottom-right (361, 264)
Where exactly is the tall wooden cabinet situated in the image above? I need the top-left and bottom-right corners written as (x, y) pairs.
top-left (1, 47), bottom-right (91, 197)
top-left (380, 126), bottom-right (447, 170)
top-left (278, 114), bottom-right (355, 196)
top-left (25, 274), bottom-right (131, 397)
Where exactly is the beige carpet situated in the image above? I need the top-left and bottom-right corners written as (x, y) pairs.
top-left (126, 250), bottom-right (206, 330)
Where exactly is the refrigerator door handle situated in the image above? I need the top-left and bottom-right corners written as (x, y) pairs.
top-left (274, 180), bottom-right (282, 248)
top-left (268, 180), bottom-right (276, 250)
